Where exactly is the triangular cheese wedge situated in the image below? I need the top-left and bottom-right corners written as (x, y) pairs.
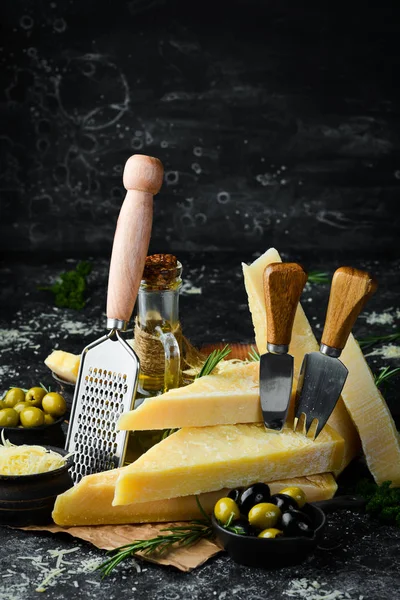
top-left (118, 362), bottom-right (262, 430)
top-left (341, 335), bottom-right (400, 486)
top-left (53, 470), bottom-right (337, 527)
top-left (242, 247), bottom-right (360, 472)
top-left (113, 423), bottom-right (344, 505)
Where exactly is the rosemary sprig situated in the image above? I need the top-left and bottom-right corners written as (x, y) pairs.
top-left (359, 332), bottom-right (400, 351)
top-left (374, 366), bottom-right (400, 388)
top-left (97, 519), bottom-right (213, 577)
top-left (308, 271), bottom-right (330, 284)
top-left (248, 346), bottom-right (260, 362)
top-left (196, 344), bottom-right (231, 378)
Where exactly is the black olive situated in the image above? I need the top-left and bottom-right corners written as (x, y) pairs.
top-left (238, 483), bottom-right (271, 515)
top-left (227, 488), bottom-right (241, 504)
top-left (281, 510), bottom-right (314, 538)
top-left (226, 518), bottom-right (256, 536)
top-left (270, 493), bottom-right (299, 513)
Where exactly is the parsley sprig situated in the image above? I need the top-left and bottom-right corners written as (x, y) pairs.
top-left (39, 261), bottom-right (92, 310)
top-left (356, 480), bottom-right (400, 527)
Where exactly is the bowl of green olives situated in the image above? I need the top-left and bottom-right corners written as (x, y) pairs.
top-left (0, 386), bottom-right (67, 447)
top-left (212, 483), bottom-right (365, 568)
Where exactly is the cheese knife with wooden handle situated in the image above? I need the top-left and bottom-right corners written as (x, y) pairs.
top-left (294, 266), bottom-right (377, 439)
top-left (260, 262), bottom-right (308, 431)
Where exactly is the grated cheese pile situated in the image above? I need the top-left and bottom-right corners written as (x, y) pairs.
top-left (0, 435), bottom-right (67, 476)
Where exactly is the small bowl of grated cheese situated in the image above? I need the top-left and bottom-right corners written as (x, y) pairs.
top-left (0, 434), bottom-right (74, 526)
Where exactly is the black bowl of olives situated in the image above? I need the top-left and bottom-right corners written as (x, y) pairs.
top-left (0, 386), bottom-right (67, 447)
top-left (212, 483), bottom-right (365, 568)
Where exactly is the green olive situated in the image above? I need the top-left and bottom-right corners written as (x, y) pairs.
top-left (20, 406), bottom-right (45, 428)
top-left (43, 413), bottom-right (56, 425)
top-left (41, 392), bottom-right (66, 418)
top-left (248, 503), bottom-right (281, 530)
top-left (25, 387), bottom-right (46, 407)
top-left (258, 528), bottom-right (283, 539)
top-left (0, 408), bottom-right (19, 427)
top-left (214, 497), bottom-right (241, 525)
top-left (279, 486), bottom-right (306, 509)
top-left (3, 388), bottom-right (26, 408)
top-left (13, 401), bottom-right (28, 414)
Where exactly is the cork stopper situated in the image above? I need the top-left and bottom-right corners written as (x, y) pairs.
top-left (142, 254), bottom-right (181, 288)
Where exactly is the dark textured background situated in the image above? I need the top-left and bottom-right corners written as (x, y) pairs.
top-left (1, 0), bottom-right (399, 257)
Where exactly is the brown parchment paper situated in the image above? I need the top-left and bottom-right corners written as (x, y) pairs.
top-left (19, 522), bottom-right (223, 572)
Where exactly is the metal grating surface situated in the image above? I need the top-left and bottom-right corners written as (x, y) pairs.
top-left (70, 367), bottom-right (129, 484)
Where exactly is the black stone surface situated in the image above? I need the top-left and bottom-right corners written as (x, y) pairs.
top-left (1, 0), bottom-right (400, 257)
top-left (0, 252), bottom-right (400, 599)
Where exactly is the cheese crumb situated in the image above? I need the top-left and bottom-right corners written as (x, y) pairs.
top-left (365, 311), bottom-right (394, 326)
top-left (365, 344), bottom-right (400, 359)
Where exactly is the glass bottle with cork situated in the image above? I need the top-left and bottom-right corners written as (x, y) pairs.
top-left (133, 253), bottom-right (182, 399)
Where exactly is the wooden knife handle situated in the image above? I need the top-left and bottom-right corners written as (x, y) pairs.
top-left (321, 266), bottom-right (377, 350)
top-left (264, 262), bottom-right (308, 348)
top-left (106, 154), bottom-right (164, 323)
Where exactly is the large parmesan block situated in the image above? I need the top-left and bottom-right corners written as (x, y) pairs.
top-left (113, 423), bottom-right (344, 505)
top-left (242, 248), bottom-right (360, 472)
top-left (118, 362), bottom-right (262, 430)
top-left (53, 471), bottom-right (337, 526)
top-left (341, 334), bottom-right (400, 486)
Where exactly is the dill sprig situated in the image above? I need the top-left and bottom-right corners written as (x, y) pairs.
top-left (97, 519), bottom-right (213, 577)
top-left (374, 366), bottom-right (400, 388)
top-left (196, 344), bottom-right (231, 378)
top-left (308, 271), bottom-right (330, 284)
top-left (358, 332), bottom-right (400, 351)
top-left (248, 346), bottom-right (260, 362)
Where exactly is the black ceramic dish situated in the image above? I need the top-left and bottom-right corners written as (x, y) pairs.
top-left (0, 416), bottom-right (66, 447)
top-left (0, 446), bottom-right (74, 526)
top-left (212, 495), bottom-right (366, 568)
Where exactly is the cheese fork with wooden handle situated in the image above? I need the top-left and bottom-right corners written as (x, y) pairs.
top-left (294, 266), bottom-right (377, 440)
top-left (66, 154), bottom-right (164, 484)
top-left (260, 262), bottom-right (308, 431)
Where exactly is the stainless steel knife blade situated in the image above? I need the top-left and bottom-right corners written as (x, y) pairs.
top-left (260, 352), bottom-right (294, 430)
top-left (260, 262), bottom-right (308, 431)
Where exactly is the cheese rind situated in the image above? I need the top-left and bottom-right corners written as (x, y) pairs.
top-left (113, 423), bottom-right (344, 505)
top-left (52, 471), bottom-right (337, 526)
top-left (341, 334), bottom-right (400, 486)
top-left (242, 248), bottom-right (361, 472)
top-left (118, 362), bottom-right (262, 430)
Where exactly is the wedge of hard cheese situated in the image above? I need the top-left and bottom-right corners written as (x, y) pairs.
top-left (113, 423), bottom-right (344, 505)
top-left (53, 471), bottom-right (337, 526)
top-left (242, 247), bottom-right (360, 472)
top-left (340, 334), bottom-right (400, 486)
top-left (118, 361), bottom-right (262, 430)
top-left (44, 350), bottom-right (80, 384)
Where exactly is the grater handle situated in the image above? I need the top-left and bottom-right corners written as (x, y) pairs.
top-left (106, 155), bottom-right (164, 328)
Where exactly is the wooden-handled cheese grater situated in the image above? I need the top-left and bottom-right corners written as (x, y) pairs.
top-left (66, 154), bottom-right (164, 484)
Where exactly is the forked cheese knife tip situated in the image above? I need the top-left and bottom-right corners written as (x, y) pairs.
top-left (295, 266), bottom-right (377, 439)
